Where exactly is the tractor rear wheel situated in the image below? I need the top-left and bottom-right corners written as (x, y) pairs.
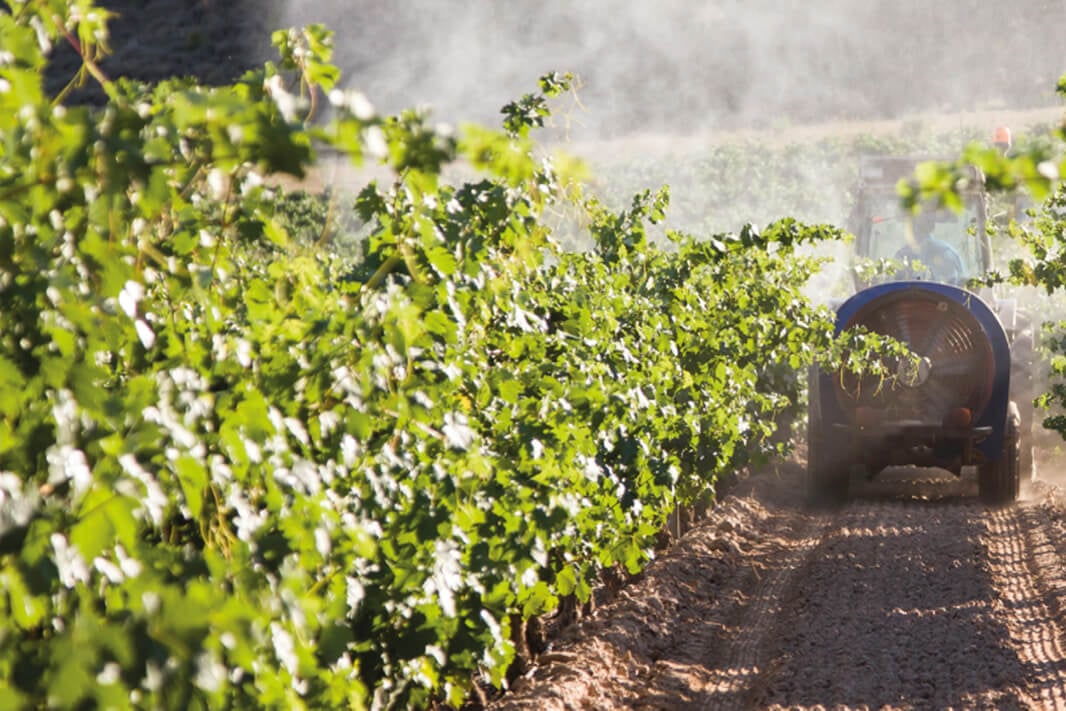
top-left (978, 408), bottom-right (1020, 506)
top-left (807, 423), bottom-right (850, 505)
top-left (1010, 331), bottom-right (1037, 483)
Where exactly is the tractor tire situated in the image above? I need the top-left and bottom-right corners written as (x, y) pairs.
top-left (807, 421), bottom-right (850, 505)
top-left (1010, 331), bottom-right (1037, 483)
top-left (807, 369), bottom-right (850, 506)
top-left (978, 410), bottom-right (1020, 506)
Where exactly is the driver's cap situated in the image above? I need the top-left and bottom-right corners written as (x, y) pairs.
top-left (993, 125), bottom-right (1013, 148)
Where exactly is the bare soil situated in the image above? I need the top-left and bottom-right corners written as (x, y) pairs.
top-left (491, 452), bottom-right (1066, 710)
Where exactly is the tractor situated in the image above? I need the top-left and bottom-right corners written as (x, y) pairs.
top-left (808, 154), bottom-right (1036, 505)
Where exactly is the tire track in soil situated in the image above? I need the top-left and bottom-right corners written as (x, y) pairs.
top-left (671, 513), bottom-right (829, 711)
top-left (984, 504), bottom-right (1066, 709)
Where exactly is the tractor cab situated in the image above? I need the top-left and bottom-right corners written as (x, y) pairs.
top-left (848, 156), bottom-right (991, 290)
top-left (809, 151), bottom-right (1034, 507)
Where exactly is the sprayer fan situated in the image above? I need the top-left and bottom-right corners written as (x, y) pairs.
top-left (836, 288), bottom-right (994, 423)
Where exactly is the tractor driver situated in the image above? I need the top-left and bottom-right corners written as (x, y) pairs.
top-left (894, 210), bottom-right (964, 285)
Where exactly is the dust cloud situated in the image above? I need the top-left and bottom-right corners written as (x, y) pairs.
top-left (279, 0), bottom-right (1066, 140)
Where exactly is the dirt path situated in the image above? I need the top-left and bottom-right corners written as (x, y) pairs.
top-left (491, 459), bottom-right (1066, 710)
